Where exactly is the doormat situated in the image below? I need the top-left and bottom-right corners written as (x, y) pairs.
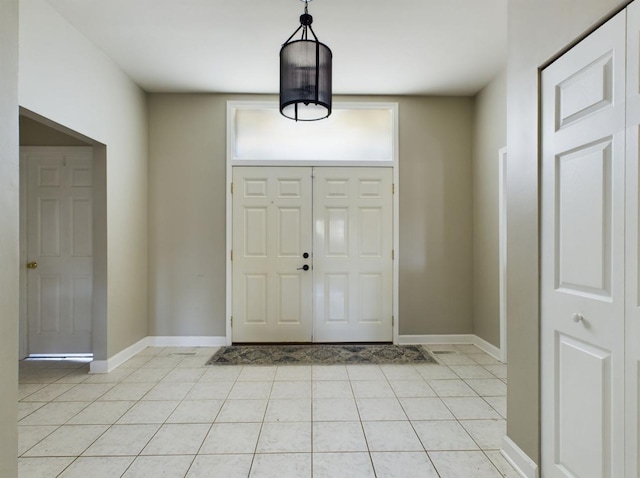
top-left (206, 344), bottom-right (437, 366)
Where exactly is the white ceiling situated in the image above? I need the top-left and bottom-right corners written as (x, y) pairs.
top-left (46, 0), bottom-right (507, 96)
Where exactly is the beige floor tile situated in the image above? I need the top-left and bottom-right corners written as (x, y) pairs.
top-left (414, 365), bottom-right (458, 380)
top-left (275, 366), bottom-right (312, 381)
top-left (20, 383), bottom-right (75, 402)
top-left (19, 402), bottom-right (91, 426)
top-left (58, 456), bottom-right (134, 478)
top-left (429, 451), bottom-right (502, 478)
top-left (117, 400), bottom-right (180, 424)
top-left (459, 419), bottom-right (506, 450)
top-left (346, 365), bottom-right (385, 381)
top-left (371, 452), bottom-right (439, 478)
top-left (141, 423), bottom-right (210, 455)
top-left (313, 421), bottom-right (367, 452)
top-left (122, 368), bottom-right (171, 383)
top-left (250, 453), bottom-right (311, 478)
top-left (312, 398), bottom-right (360, 422)
top-left (216, 399), bottom-right (267, 422)
top-left (166, 400), bottom-right (223, 423)
top-left (465, 379), bottom-right (507, 397)
top-left (186, 381), bottom-right (234, 400)
top-left (98, 382), bottom-right (155, 401)
top-left (264, 398), bottom-right (311, 422)
top-left (428, 379), bottom-right (478, 397)
top-left (18, 402), bottom-right (46, 421)
top-left (441, 397), bottom-right (502, 420)
top-left (380, 365), bottom-right (423, 381)
top-left (351, 380), bottom-right (395, 398)
top-left (362, 421), bottom-right (423, 452)
top-left (67, 401), bottom-right (135, 425)
top-left (18, 457), bottom-right (74, 478)
top-left (269, 381), bottom-right (311, 399)
top-left (123, 455), bottom-right (195, 478)
top-left (161, 368), bottom-right (206, 383)
top-left (312, 381), bottom-right (353, 399)
top-left (142, 382), bottom-right (194, 401)
top-left (356, 398), bottom-right (407, 421)
top-left (18, 425), bottom-right (59, 456)
top-left (449, 365), bottom-right (495, 379)
top-left (199, 422), bottom-right (261, 454)
top-left (399, 397), bottom-right (455, 420)
top-left (83, 424), bottom-right (160, 456)
top-left (311, 365), bottom-right (349, 381)
top-left (412, 420), bottom-right (479, 451)
top-left (187, 454), bottom-right (253, 478)
top-left (228, 381), bottom-right (273, 400)
top-left (388, 380), bottom-right (436, 398)
top-left (313, 452), bottom-right (375, 478)
top-left (24, 425), bottom-right (108, 457)
top-left (256, 422), bottom-right (311, 453)
top-left (199, 366), bottom-right (243, 382)
top-left (237, 366), bottom-right (277, 382)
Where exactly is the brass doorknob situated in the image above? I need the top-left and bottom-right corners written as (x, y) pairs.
top-left (27, 262), bottom-right (38, 269)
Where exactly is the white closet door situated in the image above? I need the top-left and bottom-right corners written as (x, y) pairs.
top-left (626, 2), bottom-right (640, 476)
top-left (25, 147), bottom-right (93, 354)
top-left (313, 168), bottom-right (393, 342)
top-left (232, 167), bottom-right (313, 342)
top-left (541, 10), bottom-right (626, 478)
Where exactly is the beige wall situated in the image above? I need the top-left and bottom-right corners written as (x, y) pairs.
top-left (506, 0), bottom-right (626, 462)
top-left (471, 70), bottom-right (507, 348)
top-left (148, 94), bottom-right (474, 337)
top-left (19, 0), bottom-right (149, 358)
top-left (20, 116), bottom-right (89, 146)
top-left (0, 0), bottom-right (19, 475)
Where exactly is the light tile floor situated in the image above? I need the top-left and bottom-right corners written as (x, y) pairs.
top-left (17, 344), bottom-right (518, 477)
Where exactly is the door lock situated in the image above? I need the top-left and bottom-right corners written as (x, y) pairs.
top-left (297, 264), bottom-right (310, 271)
top-left (303, 252), bottom-right (309, 259)
top-left (27, 262), bottom-right (38, 269)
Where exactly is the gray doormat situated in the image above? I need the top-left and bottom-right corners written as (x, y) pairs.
top-left (206, 344), bottom-right (436, 366)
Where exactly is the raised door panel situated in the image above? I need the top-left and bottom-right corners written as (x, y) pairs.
top-left (541, 10), bottom-right (625, 478)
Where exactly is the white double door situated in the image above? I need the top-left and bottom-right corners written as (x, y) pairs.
top-left (232, 167), bottom-right (393, 343)
top-left (541, 3), bottom-right (640, 476)
top-left (23, 147), bottom-right (93, 354)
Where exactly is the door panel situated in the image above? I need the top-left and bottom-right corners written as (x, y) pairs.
top-left (541, 11), bottom-right (625, 478)
top-left (25, 148), bottom-right (93, 354)
top-left (313, 168), bottom-right (393, 342)
top-left (232, 167), bottom-right (313, 342)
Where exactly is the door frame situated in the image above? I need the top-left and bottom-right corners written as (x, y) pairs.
top-left (225, 101), bottom-right (400, 345)
top-left (498, 147), bottom-right (507, 362)
top-left (19, 136), bottom-right (107, 359)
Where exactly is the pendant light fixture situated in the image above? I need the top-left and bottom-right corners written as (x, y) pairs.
top-left (280, 0), bottom-right (332, 121)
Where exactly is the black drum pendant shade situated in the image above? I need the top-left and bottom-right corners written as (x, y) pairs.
top-left (280, 1), bottom-right (332, 121)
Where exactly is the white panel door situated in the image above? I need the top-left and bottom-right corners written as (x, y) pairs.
top-left (232, 167), bottom-right (313, 342)
top-left (626, 2), bottom-right (640, 476)
top-left (313, 168), bottom-right (393, 342)
top-left (25, 148), bottom-right (93, 354)
top-left (541, 11), bottom-right (625, 478)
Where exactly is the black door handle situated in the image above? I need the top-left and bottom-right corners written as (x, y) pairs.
top-left (297, 264), bottom-right (310, 271)
top-left (303, 252), bottom-right (309, 259)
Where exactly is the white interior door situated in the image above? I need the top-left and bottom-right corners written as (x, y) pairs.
top-left (232, 167), bottom-right (313, 342)
top-left (232, 166), bottom-right (393, 343)
top-left (313, 168), bottom-right (393, 342)
top-left (626, 2), bottom-right (640, 475)
top-left (25, 147), bottom-right (93, 354)
top-left (541, 11), bottom-right (626, 478)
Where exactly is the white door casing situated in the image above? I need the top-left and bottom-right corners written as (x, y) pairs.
top-left (232, 167), bottom-right (313, 342)
top-left (626, 2), bottom-right (640, 476)
top-left (541, 10), bottom-right (626, 478)
top-left (313, 168), bottom-right (393, 342)
top-left (25, 147), bottom-right (93, 354)
top-left (231, 166), bottom-right (393, 343)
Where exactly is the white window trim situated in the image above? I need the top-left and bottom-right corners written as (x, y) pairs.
top-left (225, 100), bottom-right (400, 345)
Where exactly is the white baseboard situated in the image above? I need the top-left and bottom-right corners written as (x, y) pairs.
top-left (501, 436), bottom-right (539, 478)
top-left (147, 336), bottom-right (227, 347)
top-left (90, 336), bottom-right (226, 373)
top-left (398, 334), bottom-right (476, 345)
top-left (90, 337), bottom-right (149, 374)
top-left (398, 333), bottom-right (505, 363)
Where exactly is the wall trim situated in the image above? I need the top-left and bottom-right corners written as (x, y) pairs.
top-left (90, 337), bottom-right (149, 373)
top-left (398, 334), bottom-right (504, 362)
top-left (501, 436), bottom-right (539, 478)
top-left (147, 336), bottom-right (227, 347)
top-left (90, 336), bottom-right (227, 373)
